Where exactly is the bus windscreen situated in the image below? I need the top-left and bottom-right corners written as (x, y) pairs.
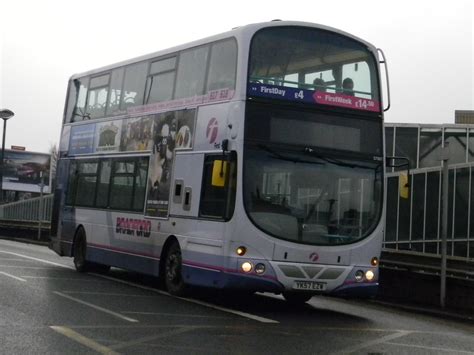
top-left (248, 26), bottom-right (380, 112)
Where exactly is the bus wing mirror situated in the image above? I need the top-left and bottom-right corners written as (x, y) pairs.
top-left (211, 160), bottom-right (228, 187)
top-left (378, 48), bottom-right (391, 112)
top-left (386, 156), bottom-right (410, 170)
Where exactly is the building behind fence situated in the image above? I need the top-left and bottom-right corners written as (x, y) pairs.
top-left (385, 123), bottom-right (474, 262)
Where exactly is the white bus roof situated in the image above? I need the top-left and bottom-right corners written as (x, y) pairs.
top-left (69, 20), bottom-right (377, 80)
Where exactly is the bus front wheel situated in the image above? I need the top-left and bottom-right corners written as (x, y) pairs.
top-left (73, 228), bottom-right (90, 273)
top-left (164, 241), bottom-right (186, 296)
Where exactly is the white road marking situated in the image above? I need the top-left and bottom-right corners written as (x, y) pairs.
top-left (123, 311), bottom-right (228, 319)
top-left (62, 291), bottom-right (155, 297)
top-left (20, 276), bottom-right (100, 281)
top-left (54, 291), bottom-right (139, 323)
top-left (330, 330), bottom-right (412, 355)
top-left (110, 327), bottom-right (200, 351)
top-left (0, 258), bottom-right (37, 262)
top-left (90, 272), bottom-right (280, 324)
top-left (0, 249), bottom-right (278, 324)
top-left (0, 271), bottom-right (27, 282)
top-left (50, 326), bottom-right (119, 355)
top-left (88, 272), bottom-right (169, 294)
top-left (178, 297), bottom-right (279, 324)
top-left (386, 341), bottom-right (474, 354)
top-left (0, 265), bottom-right (64, 269)
top-left (0, 251), bottom-right (74, 269)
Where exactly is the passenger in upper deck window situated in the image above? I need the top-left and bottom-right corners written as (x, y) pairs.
top-left (313, 78), bottom-right (326, 92)
top-left (342, 77), bottom-right (354, 96)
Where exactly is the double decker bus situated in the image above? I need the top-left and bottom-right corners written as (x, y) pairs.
top-left (50, 20), bottom-right (389, 303)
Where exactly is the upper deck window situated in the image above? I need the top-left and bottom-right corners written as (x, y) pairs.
top-left (66, 77), bottom-right (89, 123)
top-left (175, 45), bottom-right (210, 99)
top-left (145, 57), bottom-right (177, 104)
top-left (64, 37), bottom-right (237, 124)
top-left (248, 27), bottom-right (380, 111)
top-left (86, 74), bottom-right (110, 119)
top-left (107, 68), bottom-right (125, 116)
top-left (120, 62), bottom-right (148, 110)
top-left (206, 39), bottom-right (237, 92)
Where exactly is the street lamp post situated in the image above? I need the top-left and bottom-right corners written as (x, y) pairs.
top-left (0, 109), bottom-right (15, 203)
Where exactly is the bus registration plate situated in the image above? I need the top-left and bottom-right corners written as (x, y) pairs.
top-left (293, 281), bottom-right (326, 291)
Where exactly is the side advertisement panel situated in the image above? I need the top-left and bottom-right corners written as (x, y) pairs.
top-left (145, 109), bottom-right (196, 218)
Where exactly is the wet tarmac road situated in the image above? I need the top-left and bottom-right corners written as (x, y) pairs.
top-left (0, 239), bottom-right (473, 354)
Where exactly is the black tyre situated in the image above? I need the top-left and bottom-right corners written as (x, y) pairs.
top-left (73, 228), bottom-right (90, 273)
top-left (283, 292), bottom-right (313, 304)
top-left (164, 241), bottom-right (186, 296)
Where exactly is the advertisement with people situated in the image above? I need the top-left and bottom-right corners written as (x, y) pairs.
top-left (145, 109), bottom-right (195, 217)
top-left (120, 116), bottom-right (154, 152)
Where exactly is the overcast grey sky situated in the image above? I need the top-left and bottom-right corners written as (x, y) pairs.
top-left (1, 0), bottom-right (472, 153)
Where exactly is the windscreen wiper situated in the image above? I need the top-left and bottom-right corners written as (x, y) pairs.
top-left (303, 147), bottom-right (377, 170)
top-left (257, 144), bottom-right (323, 165)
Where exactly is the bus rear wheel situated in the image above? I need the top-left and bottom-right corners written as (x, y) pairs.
top-left (164, 241), bottom-right (186, 296)
top-left (283, 292), bottom-right (313, 304)
top-left (73, 228), bottom-right (90, 273)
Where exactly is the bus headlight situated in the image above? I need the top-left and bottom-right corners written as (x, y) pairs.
top-left (241, 262), bottom-right (253, 273)
top-left (355, 270), bottom-right (364, 282)
top-left (255, 263), bottom-right (266, 275)
top-left (365, 270), bottom-right (375, 281)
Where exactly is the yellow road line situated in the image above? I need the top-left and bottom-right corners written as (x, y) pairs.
top-left (50, 326), bottom-right (119, 355)
top-left (110, 327), bottom-right (199, 351)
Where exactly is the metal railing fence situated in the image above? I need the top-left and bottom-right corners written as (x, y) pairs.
top-left (0, 194), bottom-right (53, 222)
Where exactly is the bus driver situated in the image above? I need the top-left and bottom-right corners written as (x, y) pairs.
top-left (342, 77), bottom-right (354, 96)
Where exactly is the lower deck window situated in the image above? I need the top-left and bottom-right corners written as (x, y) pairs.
top-left (66, 157), bottom-right (148, 212)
